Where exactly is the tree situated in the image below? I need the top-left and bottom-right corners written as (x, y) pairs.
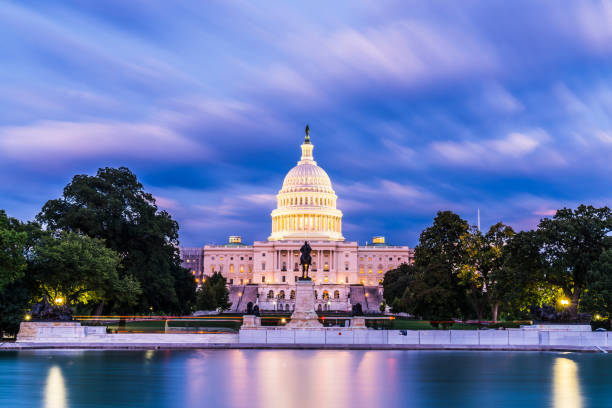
top-left (458, 223), bottom-right (515, 321)
top-left (28, 232), bottom-right (127, 307)
top-left (581, 249), bottom-right (612, 319)
top-left (536, 205), bottom-right (611, 318)
top-left (37, 167), bottom-right (195, 314)
top-left (196, 272), bottom-right (231, 311)
top-left (0, 210), bottom-right (28, 292)
top-left (411, 211), bottom-right (471, 319)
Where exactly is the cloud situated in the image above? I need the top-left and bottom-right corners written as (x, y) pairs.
top-left (430, 129), bottom-right (562, 170)
top-left (0, 120), bottom-right (204, 163)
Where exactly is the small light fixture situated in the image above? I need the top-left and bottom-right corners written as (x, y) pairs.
top-left (25, 314), bottom-right (31, 321)
top-left (54, 297), bottom-right (64, 305)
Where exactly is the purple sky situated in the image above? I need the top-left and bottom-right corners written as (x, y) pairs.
top-left (0, 1), bottom-right (611, 247)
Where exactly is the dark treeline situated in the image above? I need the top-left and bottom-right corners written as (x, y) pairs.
top-left (383, 206), bottom-right (612, 323)
top-left (0, 167), bottom-right (198, 336)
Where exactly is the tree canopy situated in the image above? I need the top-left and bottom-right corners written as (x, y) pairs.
top-left (37, 167), bottom-right (195, 314)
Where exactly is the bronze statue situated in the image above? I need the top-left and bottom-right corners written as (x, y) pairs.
top-left (304, 124), bottom-right (310, 143)
top-left (299, 241), bottom-right (312, 279)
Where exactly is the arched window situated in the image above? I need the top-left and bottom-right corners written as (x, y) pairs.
top-left (334, 290), bottom-right (340, 299)
top-left (314, 291), bottom-right (318, 299)
top-left (279, 290), bottom-right (285, 299)
top-left (290, 290), bottom-right (296, 299)
top-left (267, 290), bottom-right (274, 299)
top-left (322, 290), bottom-right (329, 300)
top-left (317, 304), bottom-right (322, 312)
top-left (285, 304), bottom-right (289, 311)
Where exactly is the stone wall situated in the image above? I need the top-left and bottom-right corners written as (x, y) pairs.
top-left (239, 328), bottom-right (612, 347)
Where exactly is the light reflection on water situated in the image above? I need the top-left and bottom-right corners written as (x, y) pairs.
top-left (44, 366), bottom-right (67, 408)
top-left (0, 350), bottom-right (609, 408)
top-left (553, 358), bottom-right (582, 408)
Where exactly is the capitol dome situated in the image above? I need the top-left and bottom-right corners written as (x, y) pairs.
top-left (268, 128), bottom-right (344, 241)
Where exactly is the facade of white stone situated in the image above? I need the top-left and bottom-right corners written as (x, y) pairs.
top-left (180, 131), bottom-right (413, 312)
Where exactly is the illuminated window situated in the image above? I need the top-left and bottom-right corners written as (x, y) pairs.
top-left (211, 266), bottom-right (214, 273)
top-left (368, 268), bottom-right (372, 274)
top-left (324, 263), bottom-right (329, 271)
top-left (240, 265), bottom-right (244, 273)
top-left (324, 277), bottom-right (328, 283)
top-left (322, 290), bottom-right (329, 300)
top-left (359, 267), bottom-right (364, 274)
top-left (359, 257), bottom-right (363, 261)
top-left (186, 259), bottom-right (190, 263)
top-left (368, 257), bottom-right (372, 262)
top-left (360, 279), bottom-right (365, 284)
top-left (229, 265), bottom-right (234, 273)
top-left (334, 290), bottom-right (340, 299)
top-left (220, 256), bottom-right (224, 261)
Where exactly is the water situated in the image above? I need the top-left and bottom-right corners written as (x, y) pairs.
top-left (0, 350), bottom-right (610, 408)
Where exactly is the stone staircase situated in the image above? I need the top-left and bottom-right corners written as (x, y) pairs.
top-left (364, 286), bottom-right (383, 313)
top-left (228, 286), bottom-right (245, 312)
top-left (228, 285), bottom-right (259, 313)
top-left (349, 285), bottom-right (366, 312)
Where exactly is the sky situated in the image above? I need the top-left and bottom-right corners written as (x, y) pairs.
top-left (0, 0), bottom-right (611, 247)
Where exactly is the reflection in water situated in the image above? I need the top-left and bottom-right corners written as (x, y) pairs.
top-left (45, 366), bottom-right (67, 408)
top-left (553, 357), bottom-right (582, 408)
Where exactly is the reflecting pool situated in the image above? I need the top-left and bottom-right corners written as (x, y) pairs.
top-left (0, 350), bottom-right (610, 408)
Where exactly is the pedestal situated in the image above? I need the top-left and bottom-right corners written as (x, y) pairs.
top-left (351, 317), bottom-right (366, 328)
top-left (242, 315), bottom-right (261, 328)
top-left (286, 280), bottom-right (323, 328)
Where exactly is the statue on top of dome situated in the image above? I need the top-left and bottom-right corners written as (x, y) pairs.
top-left (304, 124), bottom-right (311, 144)
top-left (299, 241), bottom-right (312, 279)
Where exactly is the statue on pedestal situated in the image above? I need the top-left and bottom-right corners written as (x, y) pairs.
top-left (299, 241), bottom-right (312, 280)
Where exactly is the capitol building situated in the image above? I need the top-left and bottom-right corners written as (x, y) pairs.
top-left (180, 129), bottom-right (413, 313)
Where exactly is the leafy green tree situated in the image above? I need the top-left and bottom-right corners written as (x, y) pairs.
top-left (196, 272), bottom-right (231, 311)
top-left (0, 210), bottom-right (28, 292)
top-left (37, 167), bottom-right (195, 314)
top-left (0, 280), bottom-right (30, 337)
top-left (29, 232), bottom-right (126, 306)
top-left (411, 211), bottom-right (470, 319)
top-left (536, 205), bottom-right (611, 318)
top-left (458, 222), bottom-right (515, 321)
top-left (581, 249), bottom-right (612, 319)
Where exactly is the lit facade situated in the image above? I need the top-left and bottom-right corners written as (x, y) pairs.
top-left (181, 130), bottom-right (414, 312)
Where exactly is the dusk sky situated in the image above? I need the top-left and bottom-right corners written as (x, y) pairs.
top-left (1, 1), bottom-right (611, 247)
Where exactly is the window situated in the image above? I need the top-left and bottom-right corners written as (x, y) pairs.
top-left (249, 257), bottom-right (252, 260)
top-left (368, 257), bottom-right (372, 262)
top-left (389, 257), bottom-right (392, 261)
top-left (282, 275), bottom-right (286, 282)
top-left (345, 263), bottom-right (349, 271)
top-left (267, 290), bottom-right (274, 299)
top-left (359, 267), bottom-right (364, 274)
top-left (368, 268), bottom-right (372, 274)
top-left (294, 276), bottom-right (298, 282)
top-left (230, 257), bottom-right (233, 260)
top-left (334, 290), bottom-right (340, 299)
top-left (220, 256), bottom-right (224, 261)
top-left (240, 265), bottom-right (244, 273)
top-left (229, 279), bottom-right (233, 284)
top-left (290, 290), bottom-right (295, 299)
top-left (261, 276), bottom-right (265, 283)
top-left (262, 263), bottom-right (265, 270)
top-left (229, 264), bottom-right (234, 273)
top-left (279, 290), bottom-right (285, 299)
top-left (240, 257), bottom-right (244, 260)
top-left (262, 253), bottom-right (266, 257)
top-left (345, 276), bottom-right (349, 283)
top-left (322, 290), bottom-right (329, 300)
top-left (324, 277), bottom-right (328, 283)
top-left (359, 257), bottom-right (363, 261)
top-left (324, 263), bottom-right (329, 271)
